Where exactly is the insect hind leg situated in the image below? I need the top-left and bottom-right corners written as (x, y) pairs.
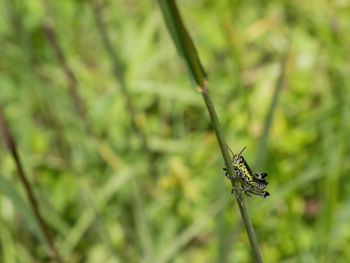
top-left (254, 172), bottom-right (268, 179)
top-left (231, 186), bottom-right (253, 198)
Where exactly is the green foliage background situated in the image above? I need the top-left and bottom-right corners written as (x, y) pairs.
top-left (1, 0), bottom-right (350, 262)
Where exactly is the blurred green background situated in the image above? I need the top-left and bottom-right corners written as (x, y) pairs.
top-left (1, 0), bottom-right (350, 262)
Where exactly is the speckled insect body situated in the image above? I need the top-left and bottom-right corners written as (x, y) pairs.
top-left (224, 146), bottom-right (270, 198)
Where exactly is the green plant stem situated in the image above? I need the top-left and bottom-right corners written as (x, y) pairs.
top-left (200, 85), bottom-right (263, 263)
top-left (0, 107), bottom-right (64, 263)
top-left (157, 0), bottom-right (264, 260)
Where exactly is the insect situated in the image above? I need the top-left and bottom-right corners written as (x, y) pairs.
top-left (223, 146), bottom-right (270, 198)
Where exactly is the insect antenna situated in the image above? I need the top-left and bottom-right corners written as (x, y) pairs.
top-left (226, 144), bottom-right (235, 156)
top-left (237, 146), bottom-right (247, 157)
top-left (226, 145), bottom-right (247, 158)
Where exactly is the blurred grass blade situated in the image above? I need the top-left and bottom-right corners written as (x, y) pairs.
top-left (0, 107), bottom-right (63, 262)
top-left (42, 18), bottom-right (86, 122)
top-left (155, 197), bottom-right (228, 263)
top-left (0, 174), bottom-right (44, 242)
top-left (91, 0), bottom-right (150, 153)
top-left (91, 2), bottom-right (155, 258)
top-left (157, 0), bottom-right (207, 87)
top-left (255, 50), bottom-right (289, 169)
top-left (0, 218), bottom-right (17, 263)
top-left (60, 168), bottom-right (134, 258)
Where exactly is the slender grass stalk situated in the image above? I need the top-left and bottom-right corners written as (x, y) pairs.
top-left (7, 3), bottom-right (118, 257)
top-left (157, 1), bottom-right (263, 262)
top-left (42, 21), bottom-right (87, 122)
top-left (201, 86), bottom-right (263, 262)
top-left (0, 107), bottom-right (63, 263)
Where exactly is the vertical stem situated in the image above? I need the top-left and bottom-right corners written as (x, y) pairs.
top-left (156, 1), bottom-right (264, 260)
top-left (200, 84), bottom-right (263, 263)
top-left (0, 107), bottom-right (63, 263)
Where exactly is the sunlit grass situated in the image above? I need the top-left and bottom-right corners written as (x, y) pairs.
top-left (1, 0), bottom-right (350, 262)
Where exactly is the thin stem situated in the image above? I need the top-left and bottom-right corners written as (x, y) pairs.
top-left (42, 21), bottom-right (87, 122)
top-left (0, 107), bottom-right (63, 263)
top-left (200, 85), bottom-right (263, 263)
top-left (157, 0), bottom-right (264, 260)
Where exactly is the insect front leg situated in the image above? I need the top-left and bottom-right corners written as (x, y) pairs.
top-left (223, 167), bottom-right (237, 180)
top-left (230, 186), bottom-right (243, 200)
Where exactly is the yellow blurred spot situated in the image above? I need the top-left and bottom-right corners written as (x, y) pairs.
top-left (158, 157), bottom-right (199, 202)
top-left (95, 141), bottom-right (126, 171)
top-left (245, 17), bottom-right (276, 41)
